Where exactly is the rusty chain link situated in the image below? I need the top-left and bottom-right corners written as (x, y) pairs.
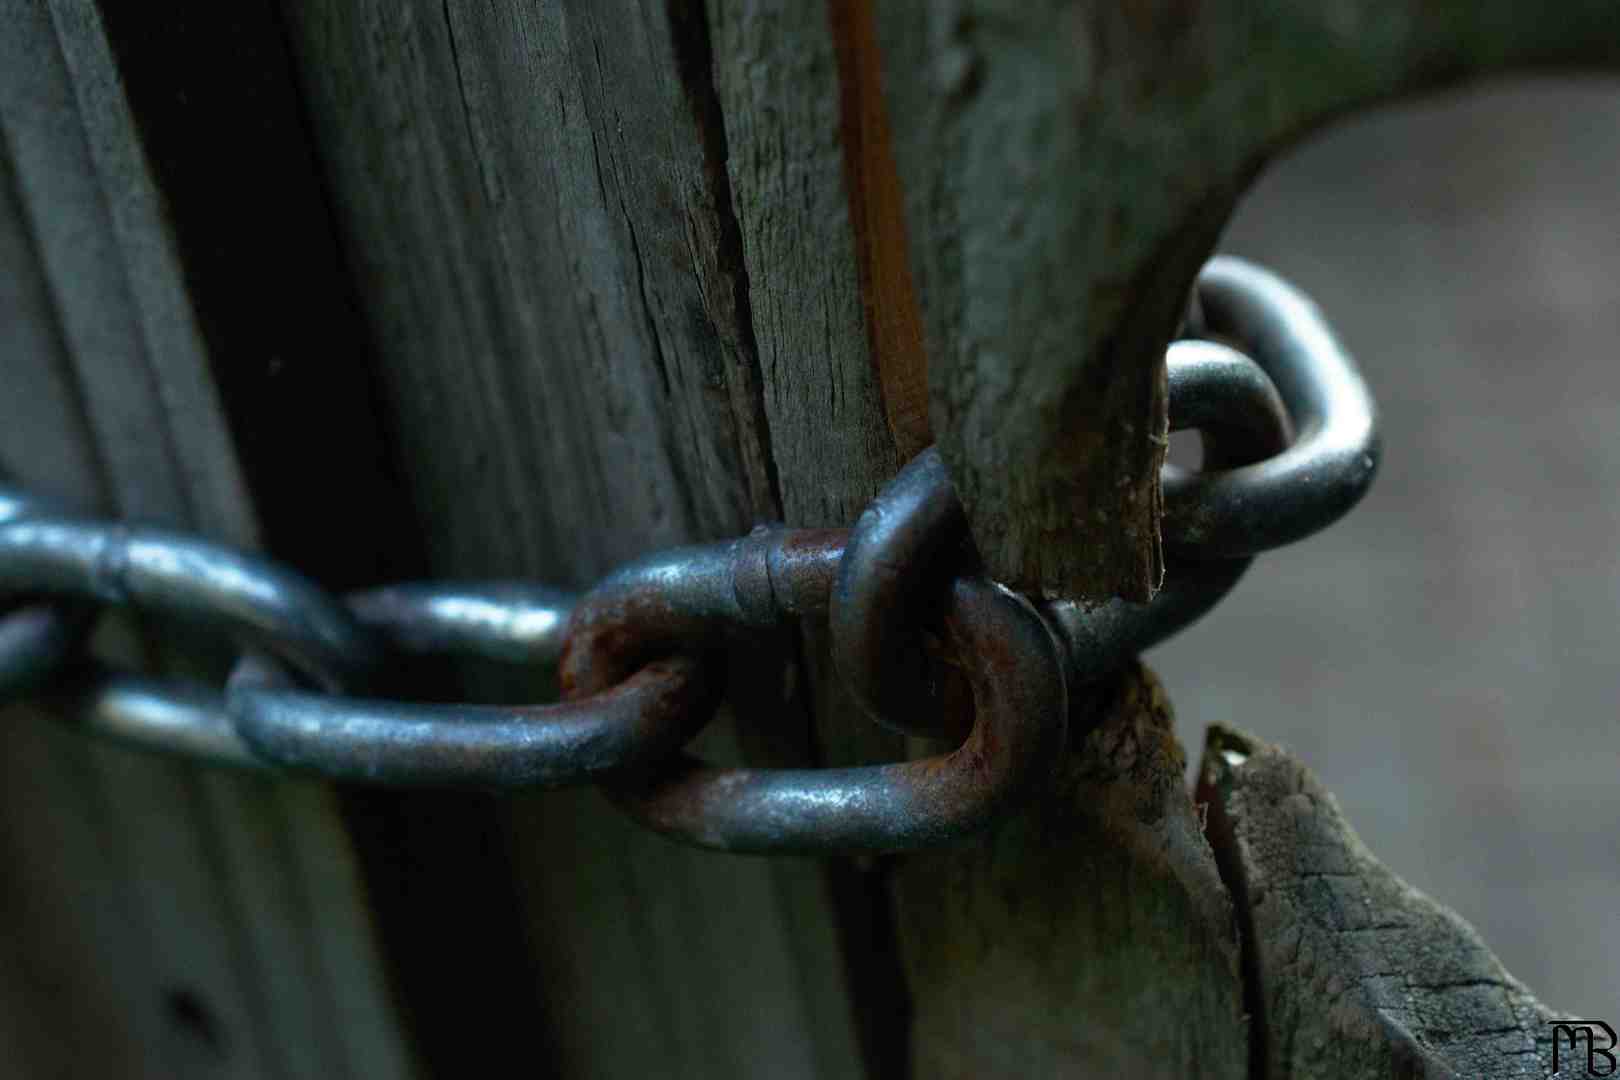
top-left (831, 256), bottom-right (1379, 738)
top-left (0, 257), bottom-right (1378, 854)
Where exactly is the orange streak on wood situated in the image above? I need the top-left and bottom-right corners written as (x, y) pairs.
top-left (828, 0), bottom-right (932, 462)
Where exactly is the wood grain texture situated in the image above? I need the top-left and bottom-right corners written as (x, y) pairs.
top-left (896, 662), bottom-right (1583, 1078)
top-left (876, 1), bottom-right (1620, 601)
top-left (1199, 725), bottom-right (1570, 1078)
top-left (276, 0), bottom-right (781, 583)
top-left (0, 2), bottom-right (416, 1076)
top-left (703, 0), bottom-right (912, 795)
top-left (272, 1), bottom-right (869, 1074)
top-left (706, 0), bottom-right (900, 530)
top-left (701, 9), bottom-right (917, 1069)
top-left (12, 5), bottom-right (1589, 1078)
top-left (828, 0), bottom-right (932, 463)
top-left (896, 664), bottom-right (1248, 1078)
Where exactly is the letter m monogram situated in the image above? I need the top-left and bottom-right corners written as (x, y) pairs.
top-left (1549, 1020), bottom-right (1618, 1076)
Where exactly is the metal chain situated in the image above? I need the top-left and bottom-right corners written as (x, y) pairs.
top-left (829, 256), bottom-right (1380, 739)
top-left (0, 257), bottom-right (1379, 854)
top-left (830, 336), bottom-right (1293, 739)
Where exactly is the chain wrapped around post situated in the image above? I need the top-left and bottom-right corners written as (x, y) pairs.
top-left (0, 257), bottom-right (1379, 854)
top-left (557, 531), bottom-right (1067, 852)
top-left (830, 257), bottom-right (1376, 738)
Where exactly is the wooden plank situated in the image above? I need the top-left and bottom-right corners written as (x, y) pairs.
top-left (1200, 725), bottom-right (1569, 1078)
top-left (271, 1), bottom-right (869, 1074)
top-left (875, 0), bottom-right (1620, 601)
top-left (77, 4), bottom-right (563, 1072)
top-left (0, 2), bottom-right (417, 1076)
top-left (8, 3), bottom-right (1601, 1077)
top-left (704, 0), bottom-right (906, 775)
top-left (895, 675), bottom-right (1586, 1078)
top-left (702, 7), bottom-right (921, 1068)
top-left (864, 6), bottom-right (1620, 1069)
top-left (705, 0), bottom-right (902, 530)
top-left (1153, 80), bottom-right (1620, 1023)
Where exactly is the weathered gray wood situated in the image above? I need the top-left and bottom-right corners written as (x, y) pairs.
top-left (701, 9), bottom-right (923, 1067)
top-left (276, 0), bottom-right (782, 580)
top-left (271, 5), bottom-right (1602, 1076)
top-left (896, 664), bottom-right (1249, 1079)
top-left (707, 0), bottom-right (899, 530)
top-left (897, 664), bottom-right (1585, 1079)
top-left (8, 3), bottom-right (1596, 1077)
top-left (876, 1), bottom-right (1620, 601)
top-left (1199, 725), bottom-right (1569, 1078)
top-left (0, 2), bottom-right (417, 1076)
top-left (272, 1), bottom-right (871, 1074)
top-left (867, 8), bottom-right (1618, 1070)
top-left (703, 0), bottom-right (913, 798)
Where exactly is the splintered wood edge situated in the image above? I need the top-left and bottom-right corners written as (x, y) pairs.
top-left (1198, 725), bottom-right (1567, 1079)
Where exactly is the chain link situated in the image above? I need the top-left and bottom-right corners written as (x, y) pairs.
top-left (830, 334), bottom-right (1294, 739)
top-left (0, 257), bottom-right (1379, 854)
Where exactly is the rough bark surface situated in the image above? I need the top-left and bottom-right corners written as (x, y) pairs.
top-left (876, 0), bottom-right (1620, 601)
top-left (1199, 725), bottom-right (1571, 1078)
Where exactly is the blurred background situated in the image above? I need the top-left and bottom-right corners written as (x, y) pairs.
top-left (1153, 78), bottom-right (1620, 1019)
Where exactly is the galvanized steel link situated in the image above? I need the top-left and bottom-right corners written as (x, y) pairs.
top-left (0, 256), bottom-right (1380, 854)
top-left (1164, 256), bottom-right (1380, 556)
top-left (24, 583), bottom-right (586, 773)
top-left (228, 650), bottom-right (717, 790)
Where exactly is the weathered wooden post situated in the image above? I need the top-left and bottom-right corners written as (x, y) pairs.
top-left (2, 2), bottom-right (1616, 1077)
top-left (874, 4), bottom-right (1619, 1075)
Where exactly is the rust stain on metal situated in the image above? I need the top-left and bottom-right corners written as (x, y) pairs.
top-left (767, 527), bottom-right (847, 614)
top-left (560, 580), bottom-right (691, 699)
top-left (603, 574), bottom-right (1067, 853)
